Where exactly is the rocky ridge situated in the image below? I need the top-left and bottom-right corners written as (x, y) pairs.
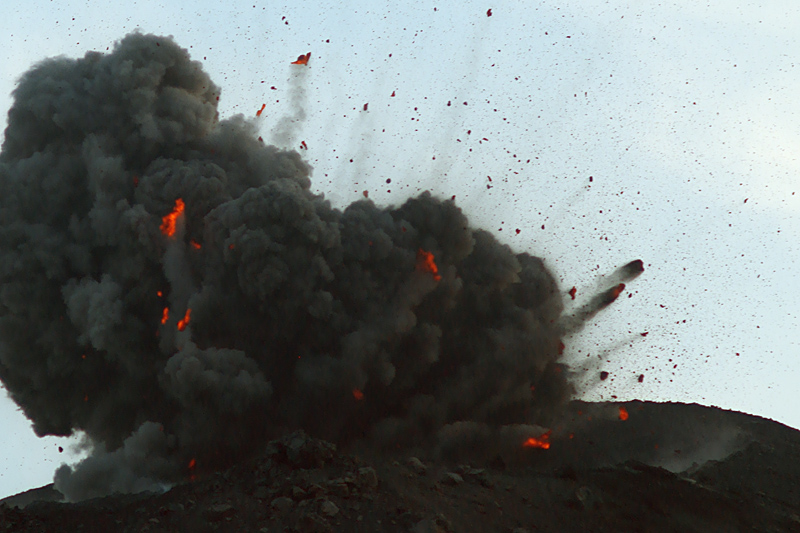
top-left (2, 400), bottom-right (799, 532)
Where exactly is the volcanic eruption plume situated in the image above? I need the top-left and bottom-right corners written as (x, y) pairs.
top-left (0, 33), bottom-right (638, 501)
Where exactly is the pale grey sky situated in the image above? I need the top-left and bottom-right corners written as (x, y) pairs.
top-left (1, 0), bottom-right (799, 499)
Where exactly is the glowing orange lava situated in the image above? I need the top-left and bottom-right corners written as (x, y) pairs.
top-left (609, 283), bottom-right (625, 300)
top-left (161, 307), bottom-right (169, 325)
top-left (416, 249), bottom-right (442, 281)
top-left (177, 309), bottom-right (191, 331)
top-left (188, 458), bottom-right (197, 481)
top-left (160, 198), bottom-right (185, 237)
top-left (619, 407), bottom-right (629, 421)
top-left (523, 430), bottom-right (551, 449)
top-left (291, 52), bottom-right (311, 65)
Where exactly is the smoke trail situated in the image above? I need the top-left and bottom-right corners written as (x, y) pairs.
top-left (270, 63), bottom-right (308, 147)
top-left (0, 32), bottom-right (634, 501)
top-left (559, 259), bottom-right (644, 335)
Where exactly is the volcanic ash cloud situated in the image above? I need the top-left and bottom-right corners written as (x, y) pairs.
top-left (0, 32), bottom-right (609, 501)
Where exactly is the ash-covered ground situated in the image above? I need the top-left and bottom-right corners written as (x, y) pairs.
top-left (3, 400), bottom-right (800, 532)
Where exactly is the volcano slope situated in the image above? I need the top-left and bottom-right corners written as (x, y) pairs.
top-left (2, 399), bottom-right (799, 533)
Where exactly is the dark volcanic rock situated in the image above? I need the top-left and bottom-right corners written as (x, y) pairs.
top-left (2, 401), bottom-right (800, 532)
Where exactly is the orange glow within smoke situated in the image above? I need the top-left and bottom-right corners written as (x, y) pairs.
top-left (189, 240), bottom-right (202, 250)
top-left (177, 309), bottom-right (191, 331)
top-left (161, 307), bottom-right (169, 325)
top-left (352, 389), bottom-right (364, 401)
top-left (416, 249), bottom-right (442, 281)
top-left (160, 198), bottom-right (185, 237)
top-left (523, 430), bottom-right (552, 449)
top-left (619, 407), bottom-right (629, 421)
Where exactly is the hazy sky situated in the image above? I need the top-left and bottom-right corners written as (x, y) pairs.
top-left (2, 0), bottom-right (799, 499)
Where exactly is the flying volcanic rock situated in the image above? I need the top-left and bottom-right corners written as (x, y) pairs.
top-left (0, 32), bottom-right (635, 501)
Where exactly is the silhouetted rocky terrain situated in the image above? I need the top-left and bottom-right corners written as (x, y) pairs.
top-left (3, 399), bottom-right (799, 532)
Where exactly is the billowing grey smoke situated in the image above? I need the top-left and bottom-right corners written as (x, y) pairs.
top-left (0, 32), bottom-right (636, 501)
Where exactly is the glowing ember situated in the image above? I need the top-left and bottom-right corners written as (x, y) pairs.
top-left (416, 249), bottom-right (442, 281)
top-left (608, 283), bottom-right (625, 302)
top-left (352, 389), bottom-right (364, 400)
top-left (619, 407), bottom-right (629, 421)
top-left (189, 240), bottom-right (202, 250)
top-left (291, 52), bottom-right (311, 65)
top-left (523, 430), bottom-right (551, 449)
top-left (188, 458), bottom-right (196, 469)
top-left (160, 198), bottom-right (185, 237)
top-left (160, 307), bottom-right (169, 325)
top-left (256, 104), bottom-right (266, 117)
top-left (177, 309), bottom-right (191, 331)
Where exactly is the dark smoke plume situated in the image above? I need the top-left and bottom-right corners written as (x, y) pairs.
top-left (0, 33), bottom-right (633, 501)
